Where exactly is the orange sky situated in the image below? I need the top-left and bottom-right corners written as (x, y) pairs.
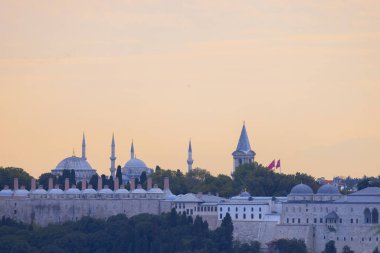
top-left (0, 1), bottom-right (379, 179)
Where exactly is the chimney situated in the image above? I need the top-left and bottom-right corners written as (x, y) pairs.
top-left (13, 178), bottom-right (19, 190)
top-left (130, 178), bottom-right (135, 191)
top-left (65, 178), bottom-right (69, 191)
top-left (31, 178), bottom-right (36, 191)
top-left (48, 178), bottom-right (53, 190)
top-left (81, 178), bottom-right (86, 191)
top-left (98, 176), bottom-right (102, 190)
top-left (147, 177), bottom-right (152, 190)
top-left (164, 177), bottom-right (169, 190)
top-left (114, 178), bottom-right (119, 191)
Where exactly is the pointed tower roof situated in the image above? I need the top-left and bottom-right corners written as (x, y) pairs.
top-left (111, 133), bottom-right (115, 146)
top-left (131, 140), bottom-right (134, 153)
top-left (235, 123), bottom-right (252, 152)
top-left (188, 140), bottom-right (192, 152)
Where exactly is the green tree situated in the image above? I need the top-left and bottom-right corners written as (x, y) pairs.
top-left (0, 167), bottom-right (32, 190)
top-left (275, 239), bottom-right (307, 253)
top-left (322, 240), bottom-right (337, 253)
top-left (373, 247), bottom-right (379, 253)
top-left (116, 165), bottom-right (122, 186)
top-left (89, 174), bottom-right (99, 190)
top-left (38, 173), bottom-right (57, 190)
top-left (342, 245), bottom-right (354, 253)
top-left (69, 169), bottom-right (76, 186)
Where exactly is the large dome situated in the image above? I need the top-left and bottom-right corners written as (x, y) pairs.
top-left (124, 158), bottom-right (147, 168)
top-left (317, 184), bottom-right (340, 195)
top-left (290, 183), bottom-right (314, 195)
top-left (52, 156), bottom-right (96, 181)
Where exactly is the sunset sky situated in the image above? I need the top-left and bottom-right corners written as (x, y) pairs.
top-left (1, 1), bottom-right (379, 179)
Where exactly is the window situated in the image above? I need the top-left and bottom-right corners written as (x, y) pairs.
top-left (259, 207), bottom-right (262, 212)
top-left (243, 207), bottom-right (246, 212)
top-left (356, 219), bottom-right (358, 224)
top-left (351, 237), bottom-right (353, 241)
top-left (228, 207), bottom-right (230, 212)
top-left (320, 218), bottom-right (323, 223)
top-left (251, 214), bottom-right (254, 219)
top-left (306, 218), bottom-right (309, 223)
top-left (287, 218), bottom-right (289, 223)
top-left (207, 206), bottom-right (210, 212)
top-left (190, 210), bottom-right (193, 215)
top-left (235, 214), bottom-right (238, 219)
top-left (337, 237), bottom-right (339, 241)
top-left (220, 207), bottom-right (222, 212)
top-left (339, 218), bottom-right (342, 223)
top-left (350, 218), bottom-right (353, 224)
top-left (259, 214), bottom-right (262, 219)
top-left (251, 207), bottom-right (254, 212)
top-left (236, 207), bottom-right (238, 212)
top-left (314, 218), bottom-right (317, 223)
top-left (219, 214), bottom-right (222, 219)
top-left (344, 237), bottom-right (346, 241)
top-left (298, 218), bottom-right (300, 223)
top-left (292, 218), bottom-right (295, 223)
top-left (243, 214), bottom-right (246, 219)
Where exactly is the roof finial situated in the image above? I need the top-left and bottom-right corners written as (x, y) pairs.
top-left (72, 148), bottom-right (76, 157)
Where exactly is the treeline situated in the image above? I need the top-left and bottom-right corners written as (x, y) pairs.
top-left (151, 163), bottom-right (319, 197)
top-left (1, 163), bottom-right (320, 197)
top-left (0, 210), bottom-right (261, 253)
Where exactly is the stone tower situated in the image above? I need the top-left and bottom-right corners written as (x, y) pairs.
top-left (187, 140), bottom-right (194, 172)
top-left (232, 123), bottom-right (256, 174)
top-left (110, 133), bottom-right (116, 178)
top-left (82, 133), bottom-right (87, 160)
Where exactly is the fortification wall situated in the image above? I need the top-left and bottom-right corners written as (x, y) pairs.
top-left (0, 198), bottom-right (172, 226)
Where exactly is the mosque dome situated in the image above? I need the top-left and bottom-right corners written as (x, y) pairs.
top-left (317, 184), bottom-right (341, 195)
top-left (290, 183), bottom-right (314, 195)
top-left (52, 155), bottom-right (96, 181)
top-left (14, 187), bottom-right (29, 197)
top-left (0, 186), bottom-right (13, 197)
top-left (124, 158), bottom-right (147, 168)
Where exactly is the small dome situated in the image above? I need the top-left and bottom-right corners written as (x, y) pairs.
top-left (132, 188), bottom-right (147, 194)
top-left (48, 188), bottom-right (64, 195)
top-left (290, 183), bottom-right (314, 195)
top-left (32, 187), bottom-right (47, 195)
top-left (65, 187), bottom-right (81, 195)
top-left (99, 186), bottom-right (114, 195)
top-left (14, 187), bottom-right (29, 197)
top-left (115, 188), bottom-right (129, 194)
top-left (124, 158), bottom-right (147, 168)
top-left (0, 186), bottom-right (13, 197)
top-left (82, 188), bottom-right (97, 195)
top-left (240, 191), bottom-right (250, 197)
top-left (148, 187), bottom-right (164, 194)
top-left (317, 184), bottom-right (340, 195)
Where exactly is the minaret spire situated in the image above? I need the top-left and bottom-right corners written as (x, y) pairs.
top-left (110, 133), bottom-right (116, 178)
top-left (187, 139), bottom-right (194, 172)
top-left (131, 140), bottom-right (135, 160)
top-left (82, 133), bottom-right (87, 160)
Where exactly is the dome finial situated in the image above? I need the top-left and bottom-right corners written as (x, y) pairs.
top-left (72, 148), bottom-right (76, 157)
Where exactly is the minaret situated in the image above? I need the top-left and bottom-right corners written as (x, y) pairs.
top-left (187, 140), bottom-right (194, 172)
top-left (110, 133), bottom-right (116, 178)
top-left (82, 133), bottom-right (87, 160)
top-left (232, 122), bottom-right (256, 174)
top-left (130, 141), bottom-right (135, 160)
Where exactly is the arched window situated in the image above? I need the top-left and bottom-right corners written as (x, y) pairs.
top-left (364, 208), bottom-right (371, 224)
top-left (239, 159), bottom-right (243, 166)
top-left (372, 208), bottom-right (379, 224)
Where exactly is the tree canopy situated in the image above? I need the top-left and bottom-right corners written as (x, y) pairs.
top-left (0, 210), bottom-right (260, 253)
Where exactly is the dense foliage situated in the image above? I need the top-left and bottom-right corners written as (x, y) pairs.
top-left (322, 240), bottom-right (337, 253)
top-left (0, 167), bottom-right (32, 189)
top-left (274, 238), bottom-right (308, 253)
top-left (0, 210), bottom-right (260, 253)
top-left (150, 163), bottom-right (319, 197)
